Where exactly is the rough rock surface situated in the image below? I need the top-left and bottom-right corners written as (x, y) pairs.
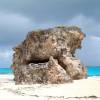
top-left (14, 56), bottom-right (71, 84)
top-left (12, 26), bottom-right (87, 84)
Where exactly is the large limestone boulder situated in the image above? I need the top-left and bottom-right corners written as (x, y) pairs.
top-left (12, 26), bottom-right (87, 84)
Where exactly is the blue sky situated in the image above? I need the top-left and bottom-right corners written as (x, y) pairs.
top-left (0, 0), bottom-right (100, 67)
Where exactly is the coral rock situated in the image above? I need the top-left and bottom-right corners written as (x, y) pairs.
top-left (12, 26), bottom-right (86, 84)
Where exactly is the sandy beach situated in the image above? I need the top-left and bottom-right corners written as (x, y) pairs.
top-left (0, 74), bottom-right (100, 100)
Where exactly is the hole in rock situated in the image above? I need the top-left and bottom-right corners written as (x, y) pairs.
top-left (27, 59), bottom-right (49, 64)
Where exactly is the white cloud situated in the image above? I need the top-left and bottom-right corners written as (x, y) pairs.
top-left (0, 50), bottom-right (12, 59)
top-left (0, 11), bottom-right (34, 29)
top-left (0, 11), bottom-right (34, 45)
top-left (89, 35), bottom-right (100, 41)
top-left (67, 14), bottom-right (100, 37)
top-left (0, 48), bottom-right (13, 67)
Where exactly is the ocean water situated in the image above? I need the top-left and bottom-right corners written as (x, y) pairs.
top-left (0, 66), bottom-right (100, 76)
top-left (0, 68), bottom-right (13, 74)
top-left (87, 66), bottom-right (100, 76)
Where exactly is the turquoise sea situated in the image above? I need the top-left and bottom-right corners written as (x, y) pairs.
top-left (0, 66), bottom-right (100, 76)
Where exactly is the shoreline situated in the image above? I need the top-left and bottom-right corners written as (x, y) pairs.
top-left (0, 74), bottom-right (100, 100)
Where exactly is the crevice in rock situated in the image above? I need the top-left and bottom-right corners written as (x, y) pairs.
top-left (57, 59), bottom-right (72, 77)
top-left (26, 59), bottom-right (49, 64)
top-left (57, 59), bottom-right (66, 70)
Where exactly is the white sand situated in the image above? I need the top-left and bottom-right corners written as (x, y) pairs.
top-left (0, 74), bottom-right (100, 100)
